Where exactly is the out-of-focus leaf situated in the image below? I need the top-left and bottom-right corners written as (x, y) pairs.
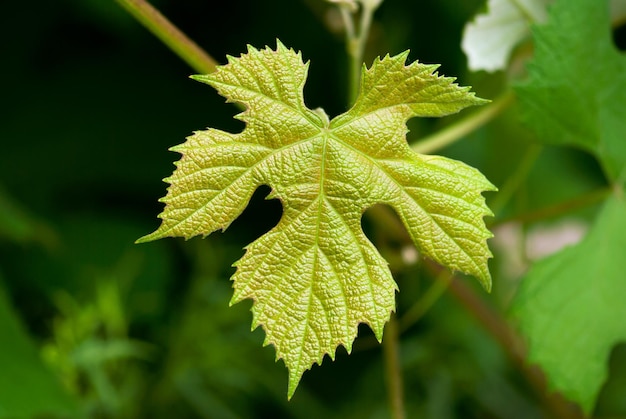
top-left (0, 277), bottom-right (76, 418)
top-left (512, 192), bottom-right (626, 414)
top-left (516, 0), bottom-right (626, 183)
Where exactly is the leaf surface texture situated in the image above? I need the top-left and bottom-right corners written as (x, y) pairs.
top-left (139, 41), bottom-right (495, 397)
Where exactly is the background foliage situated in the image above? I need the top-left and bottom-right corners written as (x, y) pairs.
top-left (0, 0), bottom-right (624, 418)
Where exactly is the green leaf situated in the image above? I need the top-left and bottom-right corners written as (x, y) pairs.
top-left (138, 40), bottom-right (495, 398)
top-left (462, 0), bottom-right (549, 72)
top-left (515, 0), bottom-right (626, 183)
top-left (0, 277), bottom-right (76, 418)
top-left (511, 192), bottom-right (626, 414)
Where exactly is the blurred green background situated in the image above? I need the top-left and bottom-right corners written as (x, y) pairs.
top-left (1, 0), bottom-right (624, 418)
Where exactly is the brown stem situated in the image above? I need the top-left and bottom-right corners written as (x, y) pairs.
top-left (443, 271), bottom-right (584, 419)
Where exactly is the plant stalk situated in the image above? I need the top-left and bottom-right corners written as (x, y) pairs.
top-left (337, 1), bottom-right (381, 105)
top-left (383, 315), bottom-right (406, 419)
top-left (443, 271), bottom-right (584, 419)
top-left (412, 90), bottom-right (515, 154)
top-left (351, 4), bottom-right (374, 103)
top-left (114, 0), bottom-right (218, 74)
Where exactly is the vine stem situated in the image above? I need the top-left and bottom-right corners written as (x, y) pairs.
top-left (412, 90), bottom-right (515, 154)
top-left (337, 0), bottom-right (382, 105)
top-left (114, 0), bottom-right (218, 74)
top-left (350, 4), bottom-right (373, 103)
top-left (383, 315), bottom-right (406, 419)
top-left (442, 271), bottom-right (584, 419)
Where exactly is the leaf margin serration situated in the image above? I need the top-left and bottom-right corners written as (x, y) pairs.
top-left (137, 39), bottom-right (496, 398)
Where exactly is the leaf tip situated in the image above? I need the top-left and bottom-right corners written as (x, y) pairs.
top-left (396, 49), bottom-right (411, 63)
top-left (245, 44), bottom-right (259, 55)
top-left (287, 369), bottom-right (304, 401)
top-left (274, 38), bottom-right (287, 50)
top-left (473, 95), bottom-right (492, 106)
top-left (480, 274), bottom-right (493, 293)
top-left (229, 290), bottom-right (243, 306)
top-left (189, 74), bottom-right (212, 85)
top-left (135, 231), bottom-right (159, 244)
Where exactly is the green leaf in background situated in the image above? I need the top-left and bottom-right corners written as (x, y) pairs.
top-left (0, 277), bottom-right (76, 418)
top-left (511, 192), bottom-right (626, 414)
top-left (139, 40), bottom-right (495, 397)
top-left (462, 0), bottom-right (549, 72)
top-left (515, 0), bottom-right (626, 183)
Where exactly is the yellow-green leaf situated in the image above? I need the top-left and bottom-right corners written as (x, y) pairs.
top-left (138, 40), bottom-right (495, 398)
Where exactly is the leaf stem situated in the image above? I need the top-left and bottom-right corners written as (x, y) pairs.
top-left (351, 3), bottom-right (374, 102)
top-left (412, 90), bottom-right (515, 154)
top-left (337, 0), bottom-right (382, 105)
top-left (114, 0), bottom-right (218, 74)
top-left (338, 5), bottom-right (356, 44)
top-left (383, 315), bottom-right (406, 419)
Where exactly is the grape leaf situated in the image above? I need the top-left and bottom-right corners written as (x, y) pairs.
top-left (515, 0), bottom-right (626, 183)
top-left (511, 192), bottom-right (626, 414)
top-left (138, 40), bottom-right (495, 397)
top-left (462, 0), bottom-right (549, 72)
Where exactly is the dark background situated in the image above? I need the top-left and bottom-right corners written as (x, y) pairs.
top-left (1, 0), bottom-right (624, 418)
